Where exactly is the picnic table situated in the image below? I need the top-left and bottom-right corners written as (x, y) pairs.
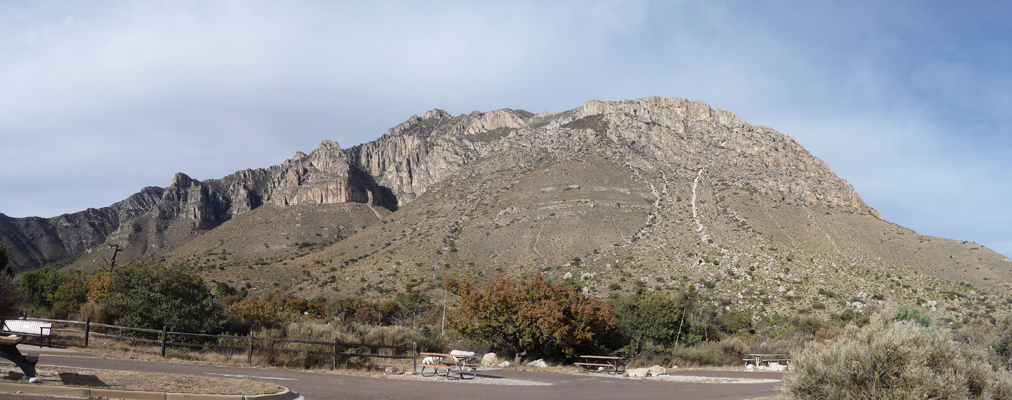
top-left (2, 319), bottom-right (52, 347)
top-left (575, 355), bottom-right (626, 374)
top-left (418, 352), bottom-right (479, 379)
top-left (744, 353), bottom-right (790, 368)
top-left (0, 335), bottom-right (40, 382)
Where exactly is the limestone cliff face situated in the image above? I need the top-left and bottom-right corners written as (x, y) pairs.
top-left (346, 108), bottom-right (534, 205)
top-left (264, 140), bottom-right (383, 207)
top-left (1, 96), bottom-right (876, 272)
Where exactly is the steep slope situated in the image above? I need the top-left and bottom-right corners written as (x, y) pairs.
top-left (196, 97), bottom-right (1012, 324)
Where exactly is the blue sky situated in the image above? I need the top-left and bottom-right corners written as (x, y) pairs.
top-left (1, 1), bottom-right (1010, 259)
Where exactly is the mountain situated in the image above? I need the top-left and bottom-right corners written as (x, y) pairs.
top-left (2, 97), bottom-right (1009, 321)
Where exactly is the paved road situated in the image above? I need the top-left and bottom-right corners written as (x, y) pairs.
top-left (5, 356), bottom-right (782, 400)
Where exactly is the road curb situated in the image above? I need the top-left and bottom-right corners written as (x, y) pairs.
top-left (0, 382), bottom-right (293, 400)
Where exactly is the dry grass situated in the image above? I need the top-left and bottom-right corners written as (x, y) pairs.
top-left (0, 364), bottom-right (282, 395)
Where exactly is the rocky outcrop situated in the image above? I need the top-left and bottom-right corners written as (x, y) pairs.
top-left (264, 140), bottom-right (379, 207)
top-left (346, 108), bottom-right (535, 205)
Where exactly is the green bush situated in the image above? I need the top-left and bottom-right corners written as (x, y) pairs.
top-left (104, 262), bottom-right (224, 335)
top-left (783, 318), bottom-right (1012, 399)
top-left (612, 292), bottom-right (690, 355)
top-left (894, 306), bottom-right (931, 327)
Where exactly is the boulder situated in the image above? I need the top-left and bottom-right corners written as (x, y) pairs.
top-left (627, 368), bottom-right (652, 378)
top-left (528, 359), bottom-right (548, 367)
top-left (647, 365), bottom-right (667, 376)
top-left (497, 361), bottom-right (511, 368)
top-left (450, 349), bottom-right (475, 363)
top-left (481, 353), bottom-right (499, 366)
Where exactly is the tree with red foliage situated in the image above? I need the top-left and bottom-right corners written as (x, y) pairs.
top-left (444, 275), bottom-right (615, 363)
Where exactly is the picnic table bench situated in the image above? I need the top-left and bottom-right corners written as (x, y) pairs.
top-left (743, 353), bottom-right (790, 368)
top-left (2, 319), bottom-right (52, 347)
top-left (0, 335), bottom-right (40, 382)
top-left (418, 351), bottom-right (478, 380)
top-left (575, 355), bottom-right (626, 374)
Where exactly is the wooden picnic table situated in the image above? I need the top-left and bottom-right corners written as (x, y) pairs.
top-left (418, 352), bottom-right (479, 379)
top-left (575, 355), bottom-right (626, 374)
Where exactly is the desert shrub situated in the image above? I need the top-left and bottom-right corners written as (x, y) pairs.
top-left (953, 318), bottom-right (1012, 372)
top-left (230, 296), bottom-right (285, 331)
top-left (394, 291), bottom-right (433, 327)
top-left (717, 310), bottom-right (753, 334)
top-left (894, 306), bottom-right (932, 327)
top-left (281, 322), bottom-right (351, 368)
top-left (664, 333), bottom-right (758, 367)
top-left (783, 318), bottom-right (1012, 399)
top-left (794, 317), bottom-right (824, 335)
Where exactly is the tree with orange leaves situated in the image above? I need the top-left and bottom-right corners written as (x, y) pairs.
top-left (444, 274), bottom-right (615, 363)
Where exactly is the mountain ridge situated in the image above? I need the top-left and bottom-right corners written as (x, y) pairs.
top-left (2, 96), bottom-right (1009, 324)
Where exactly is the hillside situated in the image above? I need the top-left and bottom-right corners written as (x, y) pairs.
top-left (3, 96), bottom-right (1010, 323)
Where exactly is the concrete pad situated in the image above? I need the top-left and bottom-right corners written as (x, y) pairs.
top-left (245, 388), bottom-right (293, 400)
top-left (0, 381), bottom-right (90, 397)
top-left (166, 392), bottom-right (245, 400)
top-left (92, 388), bottom-right (167, 400)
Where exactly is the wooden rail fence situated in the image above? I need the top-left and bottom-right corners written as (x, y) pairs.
top-left (1, 317), bottom-right (418, 371)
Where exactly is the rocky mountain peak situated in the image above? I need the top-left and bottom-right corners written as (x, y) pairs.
top-left (582, 96), bottom-right (736, 125)
top-left (169, 172), bottom-right (197, 189)
top-left (452, 109), bottom-right (530, 136)
top-left (423, 109), bottom-right (450, 120)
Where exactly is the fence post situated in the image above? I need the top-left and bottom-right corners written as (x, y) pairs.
top-left (83, 318), bottom-right (90, 348)
top-left (160, 326), bottom-right (168, 357)
top-left (412, 341), bottom-right (417, 374)
top-left (247, 332), bottom-right (254, 365)
top-left (332, 338), bottom-right (338, 370)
